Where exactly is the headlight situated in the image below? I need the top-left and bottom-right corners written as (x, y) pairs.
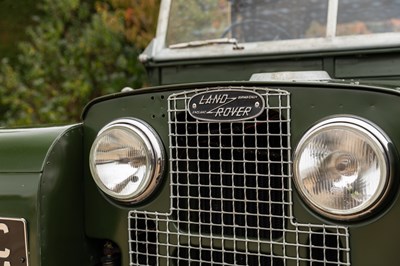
top-left (293, 117), bottom-right (393, 220)
top-left (89, 118), bottom-right (165, 203)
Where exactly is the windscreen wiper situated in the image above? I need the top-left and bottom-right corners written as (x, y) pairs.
top-left (169, 38), bottom-right (244, 50)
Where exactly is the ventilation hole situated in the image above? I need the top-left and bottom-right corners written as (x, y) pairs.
top-left (310, 230), bottom-right (343, 266)
top-left (130, 214), bottom-right (157, 265)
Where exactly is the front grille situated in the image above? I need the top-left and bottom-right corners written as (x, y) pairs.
top-left (172, 109), bottom-right (286, 241)
top-left (129, 86), bottom-right (350, 265)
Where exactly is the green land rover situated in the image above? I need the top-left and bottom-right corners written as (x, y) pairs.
top-left (2, 0), bottom-right (400, 265)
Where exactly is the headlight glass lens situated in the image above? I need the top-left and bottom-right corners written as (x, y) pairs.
top-left (89, 119), bottom-right (164, 203)
top-left (294, 117), bottom-right (391, 219)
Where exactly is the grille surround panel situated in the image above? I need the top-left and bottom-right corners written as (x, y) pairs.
top-left (129, 86), bottom-right (350, 265)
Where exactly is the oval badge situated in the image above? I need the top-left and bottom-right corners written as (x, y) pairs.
top-left (188, 89), bottom-right (265, 121)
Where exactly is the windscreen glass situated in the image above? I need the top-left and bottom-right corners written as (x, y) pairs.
top-left (337, 0), bottom-right (400, 36)
top-left (166, 0), bottom-right (327, 45)
top-left (166, 0), bottom-right (400, 46)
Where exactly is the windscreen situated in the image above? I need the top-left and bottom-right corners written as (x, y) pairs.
top-left (166, 0), bottom-right (400, 46)
top-left (337, 0), bottom-right (400, 36)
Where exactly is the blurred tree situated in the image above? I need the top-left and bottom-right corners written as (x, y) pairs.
top-left (0, 1), bottom-right (37, 60)
top-left (0, 0), bottom-right (159, 126)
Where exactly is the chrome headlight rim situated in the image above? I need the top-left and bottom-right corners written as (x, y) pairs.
top-left (89, 118), bottom-right (165, 204)
top-left (293, 116), bottom-right (394, 221)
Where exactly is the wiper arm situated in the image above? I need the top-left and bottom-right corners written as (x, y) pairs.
top-left (169, 38), bottom-right (244, 50)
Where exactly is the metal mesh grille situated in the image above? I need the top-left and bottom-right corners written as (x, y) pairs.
top-left (129, 87), bottom-right (350, 265)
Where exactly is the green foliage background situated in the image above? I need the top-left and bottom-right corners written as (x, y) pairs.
top-left (0, 0), bottom-right (159, 127)
top-left (0, 0), bottom-right (36, 59)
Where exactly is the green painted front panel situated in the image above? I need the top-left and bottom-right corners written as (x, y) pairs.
top-left (0, 173), bottom-right (41, 265)
top-left (0, 126), bottom-right (74, 173)
top-left (0, 125), bottom-right (95, 265)
top-left (146, 50), bottom-right (400, 87)
top-left (160, 58), bottom-right (324, 85)
top-left (290, 85), bottom-right (400, 266)
top-left (38, 125), bottom-right (94, 265)
top-left (84, 91), bottom-right (171, 266)
top-left (335, 53), bottom-right (400, 78)
top-left (84, 82), bottom-right (400, 265)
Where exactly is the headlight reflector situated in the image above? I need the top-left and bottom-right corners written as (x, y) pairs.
top-left (294, 117), bottom-right (392, 220)
top-left (89, 119), bottom-right (164, 203)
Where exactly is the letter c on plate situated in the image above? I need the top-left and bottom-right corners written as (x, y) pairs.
top-left (0, 223), bottom-right (10, 260)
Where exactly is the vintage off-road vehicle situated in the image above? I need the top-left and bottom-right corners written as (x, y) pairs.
top-left (2, 0), bottom-right (400, 265)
